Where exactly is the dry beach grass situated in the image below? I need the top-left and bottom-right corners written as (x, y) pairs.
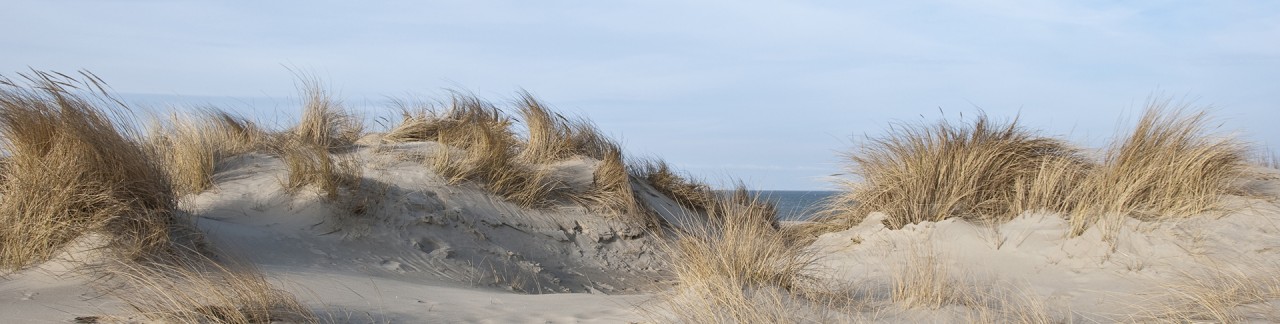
top-left (819, 113), bottom-right (1088, 230)
top-left (147, 108), bottom-right (264, 196)
top-left (0, 71), bottom-right (175, 270)
top-left (815, 103), bottom-right (1249, 241)
top-left (651, 193), bottom-right (843, 323)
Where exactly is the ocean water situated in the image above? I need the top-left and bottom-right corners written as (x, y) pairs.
top-left (755, 190), bottom-right (840, 221)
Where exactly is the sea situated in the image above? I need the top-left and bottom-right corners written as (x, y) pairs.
top-left (753, 190), bottom-right (840, 221)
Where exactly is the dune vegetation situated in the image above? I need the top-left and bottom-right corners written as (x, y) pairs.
top-left (0, 71), bottom-right (175, 270)
top-left (822, 113), bottom-right (1086, 230)
top-left (650, 192), bottom-right (837, 323)
top-left (632, 158), bottom-right (719, 213)
top-left (813, 103), bottom-right (1250, 241)
top-left (147, 108), bottom-right (265, 196)
top-left (1065, 104), bottom-right (1248, 237)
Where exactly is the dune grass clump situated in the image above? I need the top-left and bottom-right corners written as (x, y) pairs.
top-left (515, 92), bottom-right (617, 162)
top-left (633, 159), bottom-right (718, 213)
top-left (148, 109), bottom-right (264, 196)
top-left (382, 107), bottom-right (438, 143)
top-left (276, 80), bottom-right (366, 200)
top-left (0, 71), bottom-right (175, 269)
top-left (516, 92), bottom-right (642, 215)
top-left (384, 92), bottom-right (660, 214)
top-left (0, 71), bottom-right (317, 322)
top-left (578, 145), bottom-right (645, 217)
top-left (1008, 155), bottom-right (1094, 218)
top-left (653, 192), bottom-right (840, 323)
top-left (815, 102), bottom-right (1249, 242)
top-left (1068, 104), bottom-right (1248, 236)
top-left (381, 91), bottom-right (717, 220)
top-left (564, 115), bottom-right (616, 160)
top-left (384, 93), bottom-right (627, 209)
top-left (383, 94), bottom-right (510, 145)
top-left (824, 114), bottom-right (1085, 230)
top-left (425, 95), bottom-right (563, 208)
top-left (515, 92), bottom-right (576, 164)
top-left (672, 194), bottom-right (801, 287)
top-left (292, 81), bottom-right (362, 151)
top-left (278, 137), bottom-right (362, 200)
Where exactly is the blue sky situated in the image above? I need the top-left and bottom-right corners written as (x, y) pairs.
top-left (3, 1), bottom-right (1278, 189)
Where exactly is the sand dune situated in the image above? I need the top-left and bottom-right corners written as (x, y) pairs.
top-left (2, 72), bottom-right (1278, 323)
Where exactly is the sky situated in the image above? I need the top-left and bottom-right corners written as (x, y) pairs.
top-left (3, 1), bottom-right (1278, 190)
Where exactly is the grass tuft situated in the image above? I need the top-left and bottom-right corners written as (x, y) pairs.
top-left (633, 159), bottom-right (718, 213)
top-left (654, 191), bottom-right (834, 323)
top-left (716, 183), bottom-right (780, 227)
top-left (277, 78), bottom-right (366, 201)
top-left (889, 242), bottom-right (961, 309)
top-left (817, 103), bottom-right (1247, 240)
top-left (515, 91), bottom-right (575, 163)
top-left (277, 136), bottom-right (362, 200)
top-left (514, 91), bottom-right (620, 162)
top-left (1, 70), bottom-right (314, 321)
top-left (147, 108), bottom-right (264, 196)
top-left (426, 95), bottom-right (563, 208)
top-left (385, 92), bottom-right (661, 213)
top-left (292, 78), bottom-right (362, 151)
top-left (382, 107), bottom-right (438, 143)
top-left (579, 145), bottom-right (639, 214)
top-left (825, 113), bottom-right (1083, 230)
top-left (1068, 103), bottom-right (1248, 236)
top-left (0, 70), bottom-right (174, 269)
